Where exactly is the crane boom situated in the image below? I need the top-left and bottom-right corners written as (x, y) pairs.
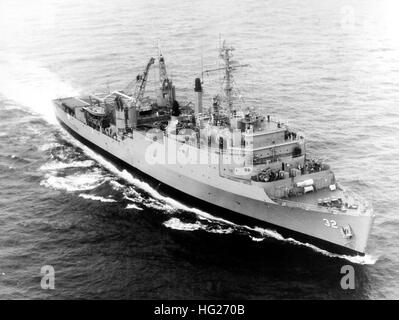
top-left (158, 53), bottom-right (174, 107)
top-left (159, 54), bottom-right (169, 89)
top-left (133, 57), bottom-right (155, 107)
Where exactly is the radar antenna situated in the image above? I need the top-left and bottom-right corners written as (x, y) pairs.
top-left (202, 40), bottom-right (248, 113)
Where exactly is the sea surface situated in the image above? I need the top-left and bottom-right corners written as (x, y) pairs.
top-left (1, 0), bottom-right (399, 299)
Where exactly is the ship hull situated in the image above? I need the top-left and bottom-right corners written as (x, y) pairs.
top-left (54, 104), bottom-right (373, 256)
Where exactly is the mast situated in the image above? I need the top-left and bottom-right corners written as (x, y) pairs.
top-left (203, 40), bottom-right (248, 114)
top-left (219, 41), bottom-right (234, 112)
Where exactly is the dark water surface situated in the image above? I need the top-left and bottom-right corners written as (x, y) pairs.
top-left (1, 0), bottom-right (398, 299)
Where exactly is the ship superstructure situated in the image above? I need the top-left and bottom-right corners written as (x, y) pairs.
top-left (53, 41), bottom-right (374, 255)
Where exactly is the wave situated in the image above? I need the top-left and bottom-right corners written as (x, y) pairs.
top-left (109, 180), bottom-right (124, 191)
top-left (163, 216), bottom-right (377, 265)
top-left (0, 104), bottom-right (26, 112)
top-left (144, 198), bottom-right (175, 213)
top-left (163, 217), bottom-right (202, 231)
top-left (224, 225), bottom-right (377, 265)
top-left (79, 193), bottom-right (117, 203)
top-left (125, 203), bottom-right (143, 210)
top-left (250, 236), bottom-right (265, 242)
top-left (0, 54), bottom-right (78, 124)
top-left (39, 160), bottom-right (95, 171)
top-left (122, 187), bottom-right (145, 203)
top-left (207, 226), bottom-right (235, 234)
top-left (260, 232), bottom-right (378, 265)
top-left (40, 170), bottom-right (107, 192)
top-left (164, 217), bottom-right (236, 235)
top-left (38, 142), bottom-right (62, 152)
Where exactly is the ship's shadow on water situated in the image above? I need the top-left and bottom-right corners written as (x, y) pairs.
top-left (163, 229), bottom-right (373, 299)
top-left (69, 201), bottom-right (374, 299)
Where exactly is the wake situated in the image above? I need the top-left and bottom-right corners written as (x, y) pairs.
top-left (0, 54), bottom-right (78, 124)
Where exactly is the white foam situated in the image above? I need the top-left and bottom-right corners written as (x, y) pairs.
top-left (163, 217), bottom-right (234, 235)
top-left (38, 142), bottom-right (62, 152)
top-left (123, 187), bottom-right (145, 203)
top-left (109, 180), bottom-right (124, 191)
top-left (78, 193), bottom-right (116, 203)
top-left (163, 217), bottom-right (202, 231)
top-left (40, 170), bottom-right (107, 192)
top-left (125, 203), bottom-right (143, 210)
top-left (207, 226), bottom-right (234, 234)
top-left (246, 226), bottom-right (378, 265)
top-left (62, 133), bottom-right (203, 211)
top-left (237, 224), bottom-right (378, 265)
top-left (250, 237), bottom-right (265, 242)
top-left (293, 239), bottom-right (379, 265)
top-left (163, 214), bottom-right (377, 264)
top-left (145, 198), bottom-right (175, 212)
top-left (0, 54), bottom-right (78, 124)
top-left (342, 253), bottom-right (379, 265)
top-left (123, 195), bottom-right (140, 203)
top-left (39, 160), bottom-right (95, 171)
top-left (248, 225), bottom-right (286, 241)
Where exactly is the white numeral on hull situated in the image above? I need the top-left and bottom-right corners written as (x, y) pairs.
top-left (323, 219), bottom-right (338, 228)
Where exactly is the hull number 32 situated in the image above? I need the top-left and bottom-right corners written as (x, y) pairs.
top-left (323, 219), bottom-right (338, 228)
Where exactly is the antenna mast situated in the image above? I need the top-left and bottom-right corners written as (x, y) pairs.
top-left (219, 40), bottom-right (234, 112)
top-left (202, 40), bottom-right (248, 113)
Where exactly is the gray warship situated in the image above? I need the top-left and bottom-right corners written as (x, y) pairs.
top-left (53, 41), bottom-right (374, 256)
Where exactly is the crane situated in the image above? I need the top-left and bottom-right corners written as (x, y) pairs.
top-left (159, 53), bottom-right (169, 90)
top-left (133, 57), bottom-right (155, 109)
top-left (158, 52), bottom-right (174, 107)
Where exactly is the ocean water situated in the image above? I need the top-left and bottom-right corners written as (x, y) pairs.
top-left (0, 0), bottom-right (398, 299)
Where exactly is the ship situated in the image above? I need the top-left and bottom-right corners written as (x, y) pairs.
top-left (53, 41), bottom-right (374, 256)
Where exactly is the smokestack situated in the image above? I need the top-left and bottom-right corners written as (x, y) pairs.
top-left (172, 84), bottom-right (176, 100)
top-left (129, 104), bottom-right (137, 129)
top-left (194, 77), bottom-right (202, 114)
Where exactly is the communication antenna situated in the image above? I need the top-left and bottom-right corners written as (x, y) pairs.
top-left (201, 44), bottom-right (204, 84)
top-left (202, 39), bottom-right (248, 113)
top-left (218, 33), bottom-right (222, 83)
top-left (106, 82), bottom-right (111, 94)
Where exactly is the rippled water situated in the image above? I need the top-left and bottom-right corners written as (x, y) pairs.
top-left (1, 0), bottom-right (399, 299)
